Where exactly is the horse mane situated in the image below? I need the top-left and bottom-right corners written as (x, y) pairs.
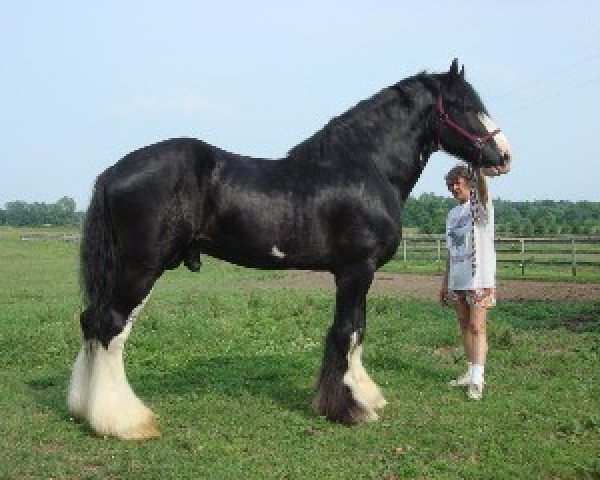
top-left (286, 72), bottom-right (440, 161)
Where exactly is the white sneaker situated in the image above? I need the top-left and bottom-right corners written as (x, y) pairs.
top-left (448, 372), bottom-right (471, 387)
top-left (467, 382), bottom-right (484, 400)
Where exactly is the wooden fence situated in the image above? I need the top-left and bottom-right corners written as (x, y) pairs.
top-left (18, 232), bottom-right (600, 277)
top-left (395, 236), bottom-right (600, 276)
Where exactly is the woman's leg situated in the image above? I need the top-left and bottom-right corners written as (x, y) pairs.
top-left (450, 298), bottom-right (473, 386)
top-left (456, 300), bottom-right (473, 363)
top-left (469, 305), bottom-right (488, 369)
top-left (467, 305), bottom-right (488, 399)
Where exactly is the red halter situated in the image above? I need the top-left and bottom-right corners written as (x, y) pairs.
top-left (436, 96), bottom-right (501, 151)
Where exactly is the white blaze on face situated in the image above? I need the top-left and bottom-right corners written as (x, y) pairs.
top-left (477, 112), bottom-right (512, 161)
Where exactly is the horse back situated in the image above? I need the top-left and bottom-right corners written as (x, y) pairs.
top-left (99, 137), bottom-right (400, 274)
top-left (200, 150), bottom-right (401, 271)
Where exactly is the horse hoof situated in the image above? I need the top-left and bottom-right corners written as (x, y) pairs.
top-left (372, 395), bottom-right (388, 411)
top-left (90, 409), bottom-right (161, 441)
top-left (351, 405), bottom-right (379, 423)
top-left (118, 416), bottom-right (161, 441)
top-left (315, 403), bottom-right (379, 424)
top-left (314, 387), bottom-right (379, 425)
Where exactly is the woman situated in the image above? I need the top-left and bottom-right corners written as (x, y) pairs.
top-left (440, 164), bottom-right (505, 400)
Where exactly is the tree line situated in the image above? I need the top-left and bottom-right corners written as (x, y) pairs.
top-left (403, 193), bottom-right (600, 235)
top-left (1, 195), bottom-right (600, 235)
top-left (0, 197), bottom-right (83, 227)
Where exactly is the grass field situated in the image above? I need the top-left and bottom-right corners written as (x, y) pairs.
top-left (1, 228), bottom-right (599, 479)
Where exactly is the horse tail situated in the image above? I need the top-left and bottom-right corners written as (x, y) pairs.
top-left (79, 171), bottom-right (121, 347)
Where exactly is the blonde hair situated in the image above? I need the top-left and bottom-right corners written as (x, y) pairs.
top-left (445, 164), bottom-right (489, 208)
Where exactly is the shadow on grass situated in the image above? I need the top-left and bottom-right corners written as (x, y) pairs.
top-left (370, 354), bottom-right (452, 385)
top-left (26, 352), bottom-right (319, 427)
top-left (498, 301), bottom-right (600, 333)
top-left (136, 352), bottom-right (318, 418)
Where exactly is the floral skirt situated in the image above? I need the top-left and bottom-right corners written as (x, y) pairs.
top-left (449, 288), bottom-right (496, 309)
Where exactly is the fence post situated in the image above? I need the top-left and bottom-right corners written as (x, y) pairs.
top-left (520, 239), bottom-right (525, 276)
top-left (403, 239), bottom-right (407, 261)
top-left (572, 239), bottom-right (577, 277)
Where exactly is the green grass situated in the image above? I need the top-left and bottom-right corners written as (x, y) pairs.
top-left (0, 229), bottom-right (599, 479)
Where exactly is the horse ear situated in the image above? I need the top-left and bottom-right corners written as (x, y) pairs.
top-left (459, 65), bottom-right (465, 78)
top-left (449, 58), bottom-right (459, 77)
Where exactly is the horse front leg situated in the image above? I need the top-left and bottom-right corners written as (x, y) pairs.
top-left (314, 264), bottom-right (386, 424)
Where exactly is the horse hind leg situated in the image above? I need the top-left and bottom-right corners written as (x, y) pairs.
top-left (87, 305), bottom-right (159, 441)
top-left (68, 284), bottom-right (159, 440)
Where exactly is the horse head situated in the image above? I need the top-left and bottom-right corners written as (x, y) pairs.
top-left (433, 59), bottom-right (512, 174)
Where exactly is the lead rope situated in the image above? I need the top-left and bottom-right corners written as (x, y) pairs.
top-left (468, 167), bottom-right (482, 278)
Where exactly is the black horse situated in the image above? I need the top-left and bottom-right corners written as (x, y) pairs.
top-left (68, 59), bottom-right (511, 439)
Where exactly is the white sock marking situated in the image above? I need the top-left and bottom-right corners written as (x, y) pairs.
top-left (86, 323), bottom-right (154, 438)
top-left (342, 331), bottom-right (387, 419)
top-left (67, 342), bottom-right (93, 419)
top-left (67, 290), bottom-right (158, 439)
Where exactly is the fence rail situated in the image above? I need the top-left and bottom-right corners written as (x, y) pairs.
top-left (17, 232), bottom-right (600, 277)
top-left (395, 236), bottom-right (600, 276)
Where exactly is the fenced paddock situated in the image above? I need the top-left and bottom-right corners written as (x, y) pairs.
top-left (394, 236), bottom-right (600, 278)
top-left (20, 232), bottom-right (80, 242)
top-left (13, 230), bottom-right (600, 280)
top-left (1, 226), bottom-right (599, 478)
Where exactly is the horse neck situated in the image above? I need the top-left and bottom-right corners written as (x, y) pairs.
top-left (288, 79), bottom-right (438, 202)
top-left (352, 84), bottom-right (438, 202)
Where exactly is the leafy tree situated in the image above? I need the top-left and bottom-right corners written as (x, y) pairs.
top-left (398, 194), bottom-right (600, 236)
top-left (522, 219), bottom-right (535, 237)
top-left (5, 201), bottom-right (30, 226)
top-left (3, 198), bottom-right (80, 226)
top-left (508, 219), bottom-right (523, 236)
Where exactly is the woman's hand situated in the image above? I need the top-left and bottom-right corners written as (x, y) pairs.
top-left (481, 160), bottom-right (511, 177)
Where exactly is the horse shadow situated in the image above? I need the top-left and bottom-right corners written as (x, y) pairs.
top-left (136, 352), bottom-right (318, 417)
top-left (27, 352), bottom-right (319, 423)
top-left (369, 354), bottom-right (451, 385)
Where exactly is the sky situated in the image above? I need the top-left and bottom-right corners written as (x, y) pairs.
top-left (1, 1), bottom-right (599, 211)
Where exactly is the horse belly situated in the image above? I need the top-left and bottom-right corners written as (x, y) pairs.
top-left (199, 213), bottom-right (330, 270)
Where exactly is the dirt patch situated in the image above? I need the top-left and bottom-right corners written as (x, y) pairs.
top-left (272, 271), bottom-right (600, 302)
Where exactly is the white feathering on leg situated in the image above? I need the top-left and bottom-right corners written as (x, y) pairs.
top-left (67, 341), bottom-right (93, 420)
top-left (342, 332), bottom-right (387, 421)
top-left (68, 290), bottom-right (159, 440)
top-left (85, 322), bottom-right (159, 439)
